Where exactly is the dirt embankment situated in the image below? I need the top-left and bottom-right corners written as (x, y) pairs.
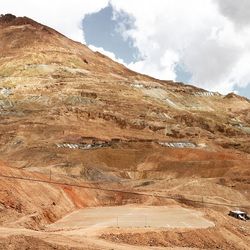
top-left (100, 228), bottom-right (243, 249)
top-left (0, 235), bottom-right (82, 250)
top-left (0, 161), bottom-right (119, 229)
top-left (0, 160), bottom-right (151, 230)
top-left (99, 207), bottom-right (250, 250)
top-left (0, 162), bottom-right (75, 229)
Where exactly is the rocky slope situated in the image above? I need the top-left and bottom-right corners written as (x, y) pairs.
top-left (0, 14), bottom-right (249, 249)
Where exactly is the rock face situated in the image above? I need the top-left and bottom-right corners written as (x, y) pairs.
top-left (0, 14), bottom-right (16, 23)
top-left (0, 14), bottom-right (249, 249)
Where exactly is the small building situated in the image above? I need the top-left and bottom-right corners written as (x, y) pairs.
top-left (229, 210), bottom-right (250, 221)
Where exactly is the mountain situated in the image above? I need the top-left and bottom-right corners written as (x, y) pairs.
top-left (0, 14), bottom-right (249, 249)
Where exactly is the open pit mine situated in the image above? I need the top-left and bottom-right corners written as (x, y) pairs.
top-left (0, 14), bottom-right (250, 250)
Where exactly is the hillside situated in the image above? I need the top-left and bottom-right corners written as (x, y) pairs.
top-left (0, 14), bottom-right (249, 249)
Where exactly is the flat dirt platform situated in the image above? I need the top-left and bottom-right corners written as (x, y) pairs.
top-left (47, 205), bottom-right (214, 230)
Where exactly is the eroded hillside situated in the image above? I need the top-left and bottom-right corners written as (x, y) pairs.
top-left (0, 14), bottom-right (249, 249)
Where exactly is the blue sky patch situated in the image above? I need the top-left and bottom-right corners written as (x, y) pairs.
top-left (234, 84), bottom-right (250, 99)
top-left (175, 64), bottom-right (192, 83)
top-left (82, 3), bottom-right (140, 64)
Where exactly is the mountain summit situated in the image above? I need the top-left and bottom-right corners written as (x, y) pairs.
top-left (0, 15), bottom-right (249, 249)
top-left (0, 14), bottom-right (249, 146)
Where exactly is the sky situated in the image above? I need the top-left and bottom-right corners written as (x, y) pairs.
top-left (1, 0), bottom-right (250, 99)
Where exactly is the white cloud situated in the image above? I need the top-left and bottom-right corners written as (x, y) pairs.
top-left (110, 0), bottom-right (250, 94)
top-left (128, 49), bottom-right (178, 80)
top-left (88, 44), bottom-right (126, 65)
top-left (214, 0), bottom-right (250, 29)
top-left (1, 0), bottom-right (109, 43)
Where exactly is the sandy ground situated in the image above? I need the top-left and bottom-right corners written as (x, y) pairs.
top-left (0, 205), bottom-right (249, 249)
top-left (47, 205), bottom-right (214, 231)
top-left (0, 205), bottom-right (215, 250)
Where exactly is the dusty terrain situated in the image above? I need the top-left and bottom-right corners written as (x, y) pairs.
top-left (0, 14), bottom-right (250, 249)
top-left (47, 205), bottom-right (215, 229)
